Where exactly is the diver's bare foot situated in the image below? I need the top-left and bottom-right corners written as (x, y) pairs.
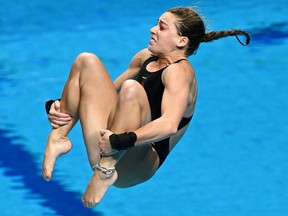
top-left (42, 131), bottom-right (72, 181)
top-left (82, 169), bottom-right (118, 208)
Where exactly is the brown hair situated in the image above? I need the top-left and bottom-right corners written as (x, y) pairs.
top-left (167, 7), bottom-right (251, 56)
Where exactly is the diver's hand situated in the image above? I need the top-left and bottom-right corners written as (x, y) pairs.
top-left (99, 130), bottom-right (118, 156)
top-left (48, 100), bottom-right (71, 129)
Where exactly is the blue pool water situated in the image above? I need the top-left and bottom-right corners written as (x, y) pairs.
top-left (1, 0), bottom-right (287, 215)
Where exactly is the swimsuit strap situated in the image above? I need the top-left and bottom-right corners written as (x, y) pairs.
top-left (174, 58), bottom-right (187, 63)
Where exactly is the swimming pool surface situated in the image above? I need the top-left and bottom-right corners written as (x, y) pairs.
top-left (1, 0), bottom-right (287, 215)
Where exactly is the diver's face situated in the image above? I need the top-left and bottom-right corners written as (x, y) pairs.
top-left (148, 12), bottom-right (182, 55)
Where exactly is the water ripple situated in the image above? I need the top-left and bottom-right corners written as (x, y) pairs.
top-left (250, 22), bottom-right (288, 45)
top-left (0, 128), bottom-right (102, 216)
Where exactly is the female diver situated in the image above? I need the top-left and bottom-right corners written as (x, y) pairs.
top-left (42, 7), bottom-right (250, 208)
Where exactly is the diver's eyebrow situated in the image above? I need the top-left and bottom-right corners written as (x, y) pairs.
top-left (157, 18), bottom-right (169, 26)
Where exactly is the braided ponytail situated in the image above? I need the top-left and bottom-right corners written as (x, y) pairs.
top-left (201, 29), bottom-right (251, 46)
top-left (168, 7), bottom-right (250, 56)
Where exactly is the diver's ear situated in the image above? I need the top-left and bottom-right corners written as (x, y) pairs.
top-left (177, 36), bottom-right (189, 48)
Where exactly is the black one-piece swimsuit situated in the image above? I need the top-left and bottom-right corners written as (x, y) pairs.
top-left (136, 56), bottom-right (192, 168)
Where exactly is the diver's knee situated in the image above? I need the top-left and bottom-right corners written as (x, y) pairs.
top-left (75, 52), bottom-right (101, 67)
top-left (119, 80), bottom-right (143, 102)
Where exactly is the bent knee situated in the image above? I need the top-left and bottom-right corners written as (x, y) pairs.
top-left (121, 79), bottom-right (141, 90)
top-left (74, 52), bottom-right (102, 68)
top-left (119, 80), bottom-right (144, 101)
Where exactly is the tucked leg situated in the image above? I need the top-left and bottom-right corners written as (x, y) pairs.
top-left (82, 80), bottom-right (159, 207)
top-left (42, 53), bottom-right (117, 181)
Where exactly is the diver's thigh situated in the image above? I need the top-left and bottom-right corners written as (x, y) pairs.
top-left (114, 145), bottom-right (159, 188)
